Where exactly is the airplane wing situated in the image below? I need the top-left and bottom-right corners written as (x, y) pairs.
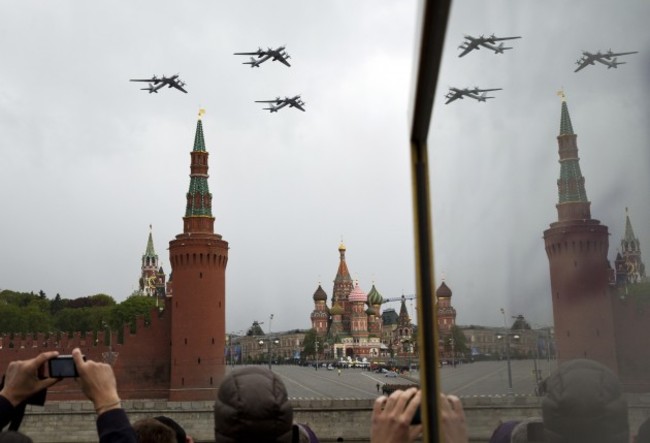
top-left (604, 50), bottom-right (638, 59)
top-left (458, 38), bottom-right (480, 57)
top-left (444, 90), bottom-right (463, 104)
top-left (234, 50), bottom-right (265, 56)
top-left (292, 102), bottom-right (305, 112)
top-left (488, 36), bottom-right (521, 42)
top-left (574, 59), bottom-right (591, 73)
top-left (170, 82), bottom-right (188, 93)
top-left (473, 88), bottom-right (502, 93)
top-left (276, 56), bottom-right (291, 67)
top-left (130, 78), bottom-right (160, 83)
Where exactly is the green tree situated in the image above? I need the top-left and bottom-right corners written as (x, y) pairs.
top-left (302, 329), bottom-right (325, 359)
top-left (108, 295), bottom-right (157, 333)
top-left (246, 321), bottom-right (265, 336)
top-left (444, 325), bottom-right (468, 354)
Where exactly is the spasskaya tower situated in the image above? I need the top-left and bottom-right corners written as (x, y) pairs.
top-left (169, 111), bottom-right (229, 400)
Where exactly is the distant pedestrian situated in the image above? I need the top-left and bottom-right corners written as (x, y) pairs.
top-left (376, 383), bottom-right (380, 392)
top-left (338, 369), bottom-right (341, 376)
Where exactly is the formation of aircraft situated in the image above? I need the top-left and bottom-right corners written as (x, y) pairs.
top-left (255, 95), bottom-right (306, 113)
top-left (444, 87), bottom-right (502, 105)
top-left (234, 46), bottom-right (291, 68)
top-left (458, 34), bottom-right (521, 57)
top-left (574, 49), bottom-right (638, 73)
top-left (129, 74), bottom-right (187, 94)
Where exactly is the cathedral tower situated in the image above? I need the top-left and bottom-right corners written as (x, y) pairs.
top-left (310, 284), bottom-right (329, 336)
top-left (332, 242), bottom-right (354, 332)
top-left (436, 280), bottom-right (456, 334)
top-left (543, 96), bottom-right (618, 371)
top-left (169, 113), bottom-right (229, 400)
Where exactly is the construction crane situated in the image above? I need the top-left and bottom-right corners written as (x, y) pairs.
top-left (382, 294), bottom-right (416, 304)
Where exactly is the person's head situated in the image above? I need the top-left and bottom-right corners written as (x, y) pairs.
top-left (0, 431), bottom-right (33, 443)
top-left (510, 418), bottom-right (544, 443)
top-left (133, 418), bottom-right (177, 443)
top-left (488, 420), bottom-right (519, 443)
top-left (542, 359), bottom-right (628, 443)
top-left (213, 367), bottom-right (294, 443)
top-left (153, 416), bottom-right (192, 443)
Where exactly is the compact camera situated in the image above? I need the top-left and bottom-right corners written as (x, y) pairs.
top-left (48, 355), bottom-right (83, 378)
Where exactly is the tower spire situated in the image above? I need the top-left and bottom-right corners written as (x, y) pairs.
top-left (183, 113), bottom-right (215, 233)
top-left (554, 96), bottom-right (591, 221)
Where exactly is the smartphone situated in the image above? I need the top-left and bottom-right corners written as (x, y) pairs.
top-left (48, 355), bottom-right (81, 378)
top-left (411, 406), bottom-right (421, 425)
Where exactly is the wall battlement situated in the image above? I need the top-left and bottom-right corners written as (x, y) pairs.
top-left (0, 303), bottom-right (172, 400)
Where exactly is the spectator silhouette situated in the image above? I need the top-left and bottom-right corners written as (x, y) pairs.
top-left (542, 359), bottom-right (628, 443)
top-left (213, 366), bottom-right (318, 443)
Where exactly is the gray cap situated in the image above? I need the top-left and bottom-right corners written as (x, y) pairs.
top-left (542, 359), bottom-right (628, 443)
top-left (214, 367), bottom-right (294, 443)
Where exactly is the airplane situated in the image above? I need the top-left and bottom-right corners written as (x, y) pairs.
top-left (458, 34), bottom-right (522, 57)
top-left (234, 46), bottom-right (291, 68)
top-left (574, 49), bottom-right (638, 73)
top-left (255, 95), bottom-right (305, 112)
top-left (444, 87), bottom-right (502, 104)
top-left (129, 74), bottom-right (188, 93)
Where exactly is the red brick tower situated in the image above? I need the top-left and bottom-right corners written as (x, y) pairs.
top-left (169, 113), bottom-right (229, 400)
top-left (310, 284), bottom-right (329, 336)
top-left (436, 281), bottom-right (456, 334)
top-left (543, 96), bottom-right (618, 371)
top-left (349, 281), bottom-right (369, 339)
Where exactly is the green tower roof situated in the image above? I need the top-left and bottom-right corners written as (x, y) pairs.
top-left (144, 229), bottom-right (156, 258)
top-left (193, 119), bottom-right (206, 152)
top-left (185, 118), bottom-right (213, 217)
top-left (624, 208), bottom-right (637, 242)
top-left (559, 100), bottom-right (574, 135)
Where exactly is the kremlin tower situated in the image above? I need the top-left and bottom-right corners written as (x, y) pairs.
top-left (543, 96), bottom-right (618, 371)
top-left (138, 226), bottom-right (166, 299)
top-left (168, 112), bottom-right (229, 400)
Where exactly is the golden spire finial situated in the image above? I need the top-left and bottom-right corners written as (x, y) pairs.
top-left (198, 108), bottom-right (206, 119)
top-left (556, 89), bottom-right (566, 102)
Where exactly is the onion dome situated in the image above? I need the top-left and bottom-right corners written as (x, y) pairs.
top-left (436, 281), bottom-right (452, 298)
top-left (349, 281), bottom-right (367, 302)
top-left (330, 302), bottom-right (344, 316)
top-left (313, 285), bottom-right (327, 302)
top-left (365, 307), bottom-right (375, 316)
top-left (367, 284), bottom-right (383, 305)
top-left (338, 241), bottom-right (346, 252)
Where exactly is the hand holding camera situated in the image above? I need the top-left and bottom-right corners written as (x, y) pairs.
top-left (0, 351), bottom-right (60, 407)
top-left (71, 348), bottom-right (121, 415)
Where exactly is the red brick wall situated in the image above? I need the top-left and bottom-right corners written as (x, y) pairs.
top-left (0, 303), bottom-right (171, 400)
top-left (612, 295), bottom-right (650, 391)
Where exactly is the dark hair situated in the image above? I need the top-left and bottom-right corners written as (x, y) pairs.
top-left (133, 418), bottom-right (177, 443)
top-left (154, 416), bottom-right (187, 443)
top-left (0, 432), bottom-right (34, 443)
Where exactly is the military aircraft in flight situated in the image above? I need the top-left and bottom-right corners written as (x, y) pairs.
top-left (444, 87), bottom-right (502, 104)
top-left (129, 74), bottom-right (188, 94)
top-left (234, 46), bottom-right (291, 68)
top-left (255, 95), bottom-right (305, 112)
top-left (458, 34), bottom-right (522, 57)
top-left (574, 49), bottom-right (638, 73)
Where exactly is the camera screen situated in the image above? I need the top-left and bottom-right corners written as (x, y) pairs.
top-left (49, 357), bottom-right (78, 378)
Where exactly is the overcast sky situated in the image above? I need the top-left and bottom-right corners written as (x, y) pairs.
top-left (1, 1), bottom-right (648, 334)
